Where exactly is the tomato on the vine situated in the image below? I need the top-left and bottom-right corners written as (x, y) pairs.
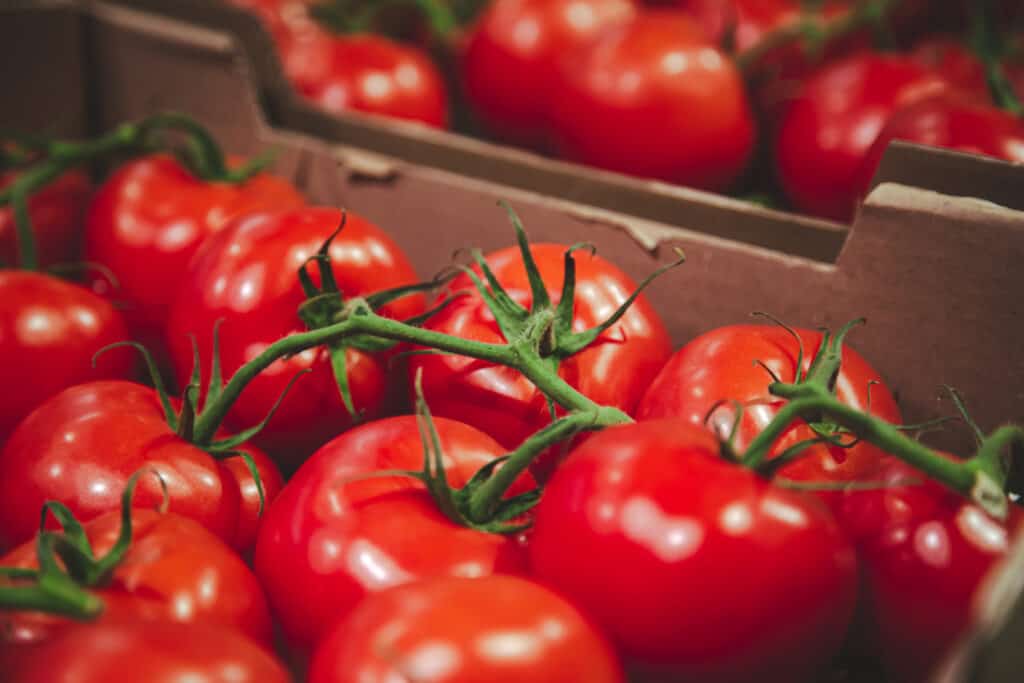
top-left (167, 207), bottom-right (424, 466)
top-left (83, 153), bottom-right (304, 350)
top-left (0, 381), bottom-right (282, 553)
top-left (254, 415), bottom-right (532, 658)
top-left (0, 169), bottom-right (90, 268)
top-left (408, 242), bottom-right (671, 478)
top-left (529, 419), bottom-right (858, 682)
top-left (309, 575), bottom-right (625, 683)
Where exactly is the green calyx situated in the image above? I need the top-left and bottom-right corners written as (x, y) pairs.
top-left (0, 469), bottom-right (166, 621)
top-left (970, 0), bottom-right (1024, 116)
top-left (310, 0), bottom-right (459, 43)
top-left (0, 112), bottom-right (273, 271)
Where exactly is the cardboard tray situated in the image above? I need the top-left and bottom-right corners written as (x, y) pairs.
top-left (1, 2), bottom-right (1023, 681)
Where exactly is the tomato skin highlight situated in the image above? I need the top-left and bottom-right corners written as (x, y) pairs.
top-left (167, 207), bottom-right (424, 466)
top-left (253, 415), bottom-right (532, 659)
top-left (83, 154), bottom-right (304, 349)
top-left (0, 381), bottom-right (282, 553)
top-left (0, 510), bottom-right (273, 648)
top-left (309, 575), bottom-right (625, 683)
top-left (460, 0), bottom-right (638, 149)
top-left (774, 51), bottom-right (950, 221)
top-left (0, 168), bottom-right (90, 268)
top-left (636, 324), bottom-right (902, 491)
top-left (550, 11), bottom-right (755, 192)
top-left (528, 419), bottom-right (858, 682)
top-left (0, 271), bottom-right (133, 443)
top-left (4, 620), bottom-right (291, 683)
top-left (409, 242), bottom-right (671, 479)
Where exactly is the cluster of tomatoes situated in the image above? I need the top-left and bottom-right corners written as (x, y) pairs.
top-left (226, 0), bottom-right (1024, 221)
top-left (0, 112), bottom-right (1021, 682)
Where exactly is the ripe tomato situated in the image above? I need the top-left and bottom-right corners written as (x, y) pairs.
top-left (83, 154), bottom-right (304, 351)
top-left (167, 207), bottom-right (424, 466)
top-left (550, 11), bottom-right (755, 191)
top-left (636, 324), bottom-right (902, 489)
top-left (0, 272), bottom-right (133, 442)
top-left (838, 461), bottom-right (1023, 683)
top-left (774, 51), bottom-right (950, 220)
top-left (254, 415), bottom-right (532, 658)
top-left (0, 169), bottom-right (90, 268)
top-left (408, 243), bottom-right (671, 478)
top-left (529, 419), bottom-right (858, 682)
top-left (0, 509), bottom-right (272, 647)
top-left (4, 620), bottom-right (291, 683)
top-left (857, 93), bottom-right (1024, 197)
top-left (460, 0), bottom-right (637, 149)
top-left (0, 381), bottom-right (282, 553)
top-left (282, 29), bottom-right (449, 128)
top-left (309, 575), bottom-right (625, 683)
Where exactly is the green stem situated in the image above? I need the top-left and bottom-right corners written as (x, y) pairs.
top-left (970, 0), bottom-right (1024, 116)
top-left (0, 573), bottom-right (103, 620)
top-left (466, 408), bottom-right (628, 523)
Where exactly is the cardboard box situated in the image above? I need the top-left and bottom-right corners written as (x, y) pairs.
top-left (2, 2), bottom-right (1023, 680)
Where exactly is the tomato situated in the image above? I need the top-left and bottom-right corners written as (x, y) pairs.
top-left (408, 243), bottom-right (672, 479)
top-left (309, 575), bottom-right (625, 683)
top-left (0, 168), bottom-right (90, 268)
top-left (83, 154), bottom-right (304, 353)
top-left (167, 207), bottom-right (424, 466)
top-left (254, 415), bottom-right (531, 658)
top-left (636, 324), bottom-right (902, 492)
top-left (282, 29), bottom-right (450, 128)
top-left (0, 272), bottom-right (133, 442)
top-left (528, 419), bottom-right (858, 682)
top-left (0, 509), bottom-right (272, 647)
top-left (460, 0), bottom-right (637, 149)
top-left (837, 461), bottom-right (1023, 683)
top-left (550, 11), bottom-right (755, 191)
top-left (226, 0), bottom-right (318, 44)
top-left (4, 620), bottom-right (291, 683)
top-left (858, 93), bottom-right (1024, 197)
top-left (774, 51), bottom-right (950, 220)
top-left (0, 381), bottom-right (282, 553)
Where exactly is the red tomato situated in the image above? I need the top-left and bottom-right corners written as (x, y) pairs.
top-left (838, 461), bottom-right (1023, 683)
top-left (83, 154), bottom-right (304, 350)
top-left (0, 272), bottom-right (133, 442)
top-left (636, 324), bottom-right (903, 489)
top-left (0, 509), bottom-right (272, 647)
top-left (283, 29), bottom-right (449, 128)
top-left (550, 11), bottom-right (755, 191)
top-left (0, 169), bottom-right (90, 268)
top-left (858, 93), bottom-right (1024, 197)
top-left (408, 243), bottom-right (672, 479)
top-left (309, 575), bottom-right (624, 683)
top-left (5, 620), bottom-right (290, 683)
top-left (460, 0), bottom-right (637, 149)
top-left (774, 51), bottom-right (950, 220)
top-left (226, 0), bottom-right (318, 44)
top-left (0, 381), bottom-right (282, 552)
top-left (167, 207), bottom-right (424, 466)
top-left (528, 419), bottom-right (858, 682)
top-left (254, 416), bottom-right (532, 658)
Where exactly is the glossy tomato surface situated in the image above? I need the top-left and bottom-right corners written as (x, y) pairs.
top-left (0, 510), bottom-right (272, 647)
top-left (4, 620), bottom-right (291, 683)
top-left (283, 30), bottom-right (449, 128)
top-left (551, 11), bottom-right (755, 191)
top-left (83, 154), bottom-right (304, 346)
top-left (838, 461), bottom-right (1022, 683)
top-left (529, 419), bottom-right (858, 682)
top-left (774, 52), bottom-right (950, 220)
top-left (460, 0), bottom-right (637, 148)
top-left (254, 416), bottom-right (531, 658)
top-left (0, 272), bottom-right (133, 441)
top-left (309, 575), bottom-right (624, 683)
top-left (636, 324), bottom-right (903, 487)
top-left (0, 168), bottom-right (90, 268)
top-left (0, 381), bottom-right (282, 552)
top-left (409, 243), bottom-right (671, 477)
top-left (167, 207), bottom-right (424, 465)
